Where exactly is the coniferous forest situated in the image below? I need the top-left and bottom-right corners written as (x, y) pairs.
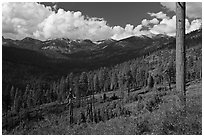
top-left (3, 40), bottom-right (202, 113)
top-left (2, 27), bottom-right (202, 134)
top-left (2, 1), bottom-right (203, 134)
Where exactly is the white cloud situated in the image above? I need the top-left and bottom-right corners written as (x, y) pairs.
top-left (2, 2), bottom-right (52, 40)
top-left (160, 2), bottom-right (202, 18)
top-left (111, 24), bottom-right (150, 40)
top-left (141, 19), bottom-right (149, 26)
top-left (151, 3), bottom-right (202, 36)
top-left (2, 2), bottom-right (153, 41)
top-left (2, 2), bottom-right (115, 41)
top-left (133, 25), bottom-right (143, 32)
top-left (186, 19), bottom-right (202, 33)
top-left (141, 18), bottom-right (159, 27)
top-left (150, 15), bottom-right (202, 36)
top-left (34, 8), bottom-right (114, 41)
top-left (111, 25), bottom-right (134, 40)
top-left (150, 18), bottom-right (160, 24)
top-left (2, 2), bottom-right (202, 42)
top-left (148, 11), bottom-right (169, 19)
top-left (150, 16), bottom-right (176, 36)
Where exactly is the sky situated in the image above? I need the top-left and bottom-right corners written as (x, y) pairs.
top-left (41, 2), bottom-right (174, 27)
top-left (2, 2), bottom-right (202, 41)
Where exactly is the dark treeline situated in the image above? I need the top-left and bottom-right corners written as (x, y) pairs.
top-left (3, 42), bottom-right (201, 113)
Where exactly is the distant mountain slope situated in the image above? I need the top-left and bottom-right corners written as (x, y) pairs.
top-left (2, 29), bottom-right (202, 88)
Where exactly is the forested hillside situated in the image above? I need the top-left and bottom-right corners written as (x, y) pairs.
top-left (2, 29), bottom-right (201, 113)
top-left (2, 2), bottom-right (202, 135)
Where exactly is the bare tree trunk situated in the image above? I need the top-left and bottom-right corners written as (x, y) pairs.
top-left (69, 99), bottom-right (73, 126)
top-left (176, 2), bottom-right (186, 113)
top-left (92, 90), bottom-right (95, 122)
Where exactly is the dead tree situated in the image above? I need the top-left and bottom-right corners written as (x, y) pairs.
top-left (176, 2), bottom-right (186, 112)
top-left (67, 88), bottom-right (75, 126)
top-left (147, 72), bottom-right (154, 90)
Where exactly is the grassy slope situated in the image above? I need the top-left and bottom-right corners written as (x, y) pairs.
top-left (4, 81), bottom-right (202, 135)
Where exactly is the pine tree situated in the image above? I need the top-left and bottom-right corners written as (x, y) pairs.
top-left (13, 88), bottom-right (20, 113)
top-left (79, 72), bottom-right (88, 97)
top-left (147, 72), bottom-right (154, 90)
top-left (45, 89), bottom-right (50, 103)
top-left (125, 70), bottom-right (133, 95)
top-left (24, 84), bottom-right (31, 109)
top-left (73, 76), bottom-right (80, 107)
top-left (110, 71), bottom-right (118, 90)
top-left (65, 75), bottom-right (70, 97)
top-left (98, 69), bottom-right (105, 92)
top-left (103, 68), bottom-right (110, 92)
top-left (35, 84), bottom-right (43, 105)
top-left (118, 72), bottom-right (125, 98)
top-left (93, 74), bottom-right (99, 93)
top-left (59, 76), bottom-right (66, 102)
top-left (165, 60), bottom-right (176, 90)
top-left (10, 85), bottom-right (15, 110)
top-left (68, 73), bottom-right (74, 91)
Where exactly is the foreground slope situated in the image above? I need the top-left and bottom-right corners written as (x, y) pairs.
top-left (4, 81), bottom-right (201, 135)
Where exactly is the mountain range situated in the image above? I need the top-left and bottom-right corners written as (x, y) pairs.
top-left (2, 29), bottom-right (202, 88)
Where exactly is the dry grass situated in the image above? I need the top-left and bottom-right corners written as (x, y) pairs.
top-left (3, 82), bottom-right (202, 135)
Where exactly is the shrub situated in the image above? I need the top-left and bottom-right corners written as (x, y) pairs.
top-left (124, 93), bottom-right (139, 103)
top-left (78, 111), bottom-right (86, 124)
top-left (103, 94), bottom-right (107, 102)
top-left (136, 117), bottom-right (151, 134)
top-left (109, 93), bottom-right (119, 101)
top-left (137, 101), bottom-right (145, 112)
top-left (143, 92), bottom-right (163, 112)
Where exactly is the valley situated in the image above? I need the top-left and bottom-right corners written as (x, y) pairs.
top-left (2, 29), bottom-right (202, 135)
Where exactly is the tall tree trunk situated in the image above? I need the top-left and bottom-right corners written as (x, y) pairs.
top-left (176, 2), bottom-right (186, 113)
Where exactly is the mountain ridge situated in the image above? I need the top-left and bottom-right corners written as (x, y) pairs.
top-left (3, 28), bottom-right (201, 54)
top-left (2, 29), bottom-right (202, 88)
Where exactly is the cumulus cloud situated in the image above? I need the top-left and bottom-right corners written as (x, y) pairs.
top-left (2, 2), bottom-right (153, 41)
top-left (150, 18), bottom-right (160, 24)
top-left (112, 24), bottom-right (137, 40)
top-left (160, 2), bottom-right (202, 18)
top-left (2, 2), bottom-right (52, 40)
top-left (150, 15), bottom-right (202, 36)
top-left (186, 19), bottom-right (202, 33)
top-left (111, 24), bottom-right (152, 40)
top-left (141, 19), bottom-right (149, 26)
top-left (150, 16), bottom-right (176, 36)
top-left (2, 2), bottom-right (116, 41)
top-left (2, 2), bottom-right (202, 41)
top-left (142, 18), bottom-right (159, 26)
top-left (148, 11), bottom-right (169, 19)
top-left (34, 8), bottom-right (113, 41)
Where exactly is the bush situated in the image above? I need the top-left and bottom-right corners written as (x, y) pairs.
top-left (124, 93), bottom-right (139, 103)
top-left (103, 94), bottom-right (107, 102)
top-left (137, 100), bottom-right (145, 112)
top-left (143, 92), bottom-right (162, 112)
top-left (78, 111), bottom-right (86, 124)
top-left (137, 119), bottom-right (151, 134)
top-left (109, 93), bottom-right (119, 101)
